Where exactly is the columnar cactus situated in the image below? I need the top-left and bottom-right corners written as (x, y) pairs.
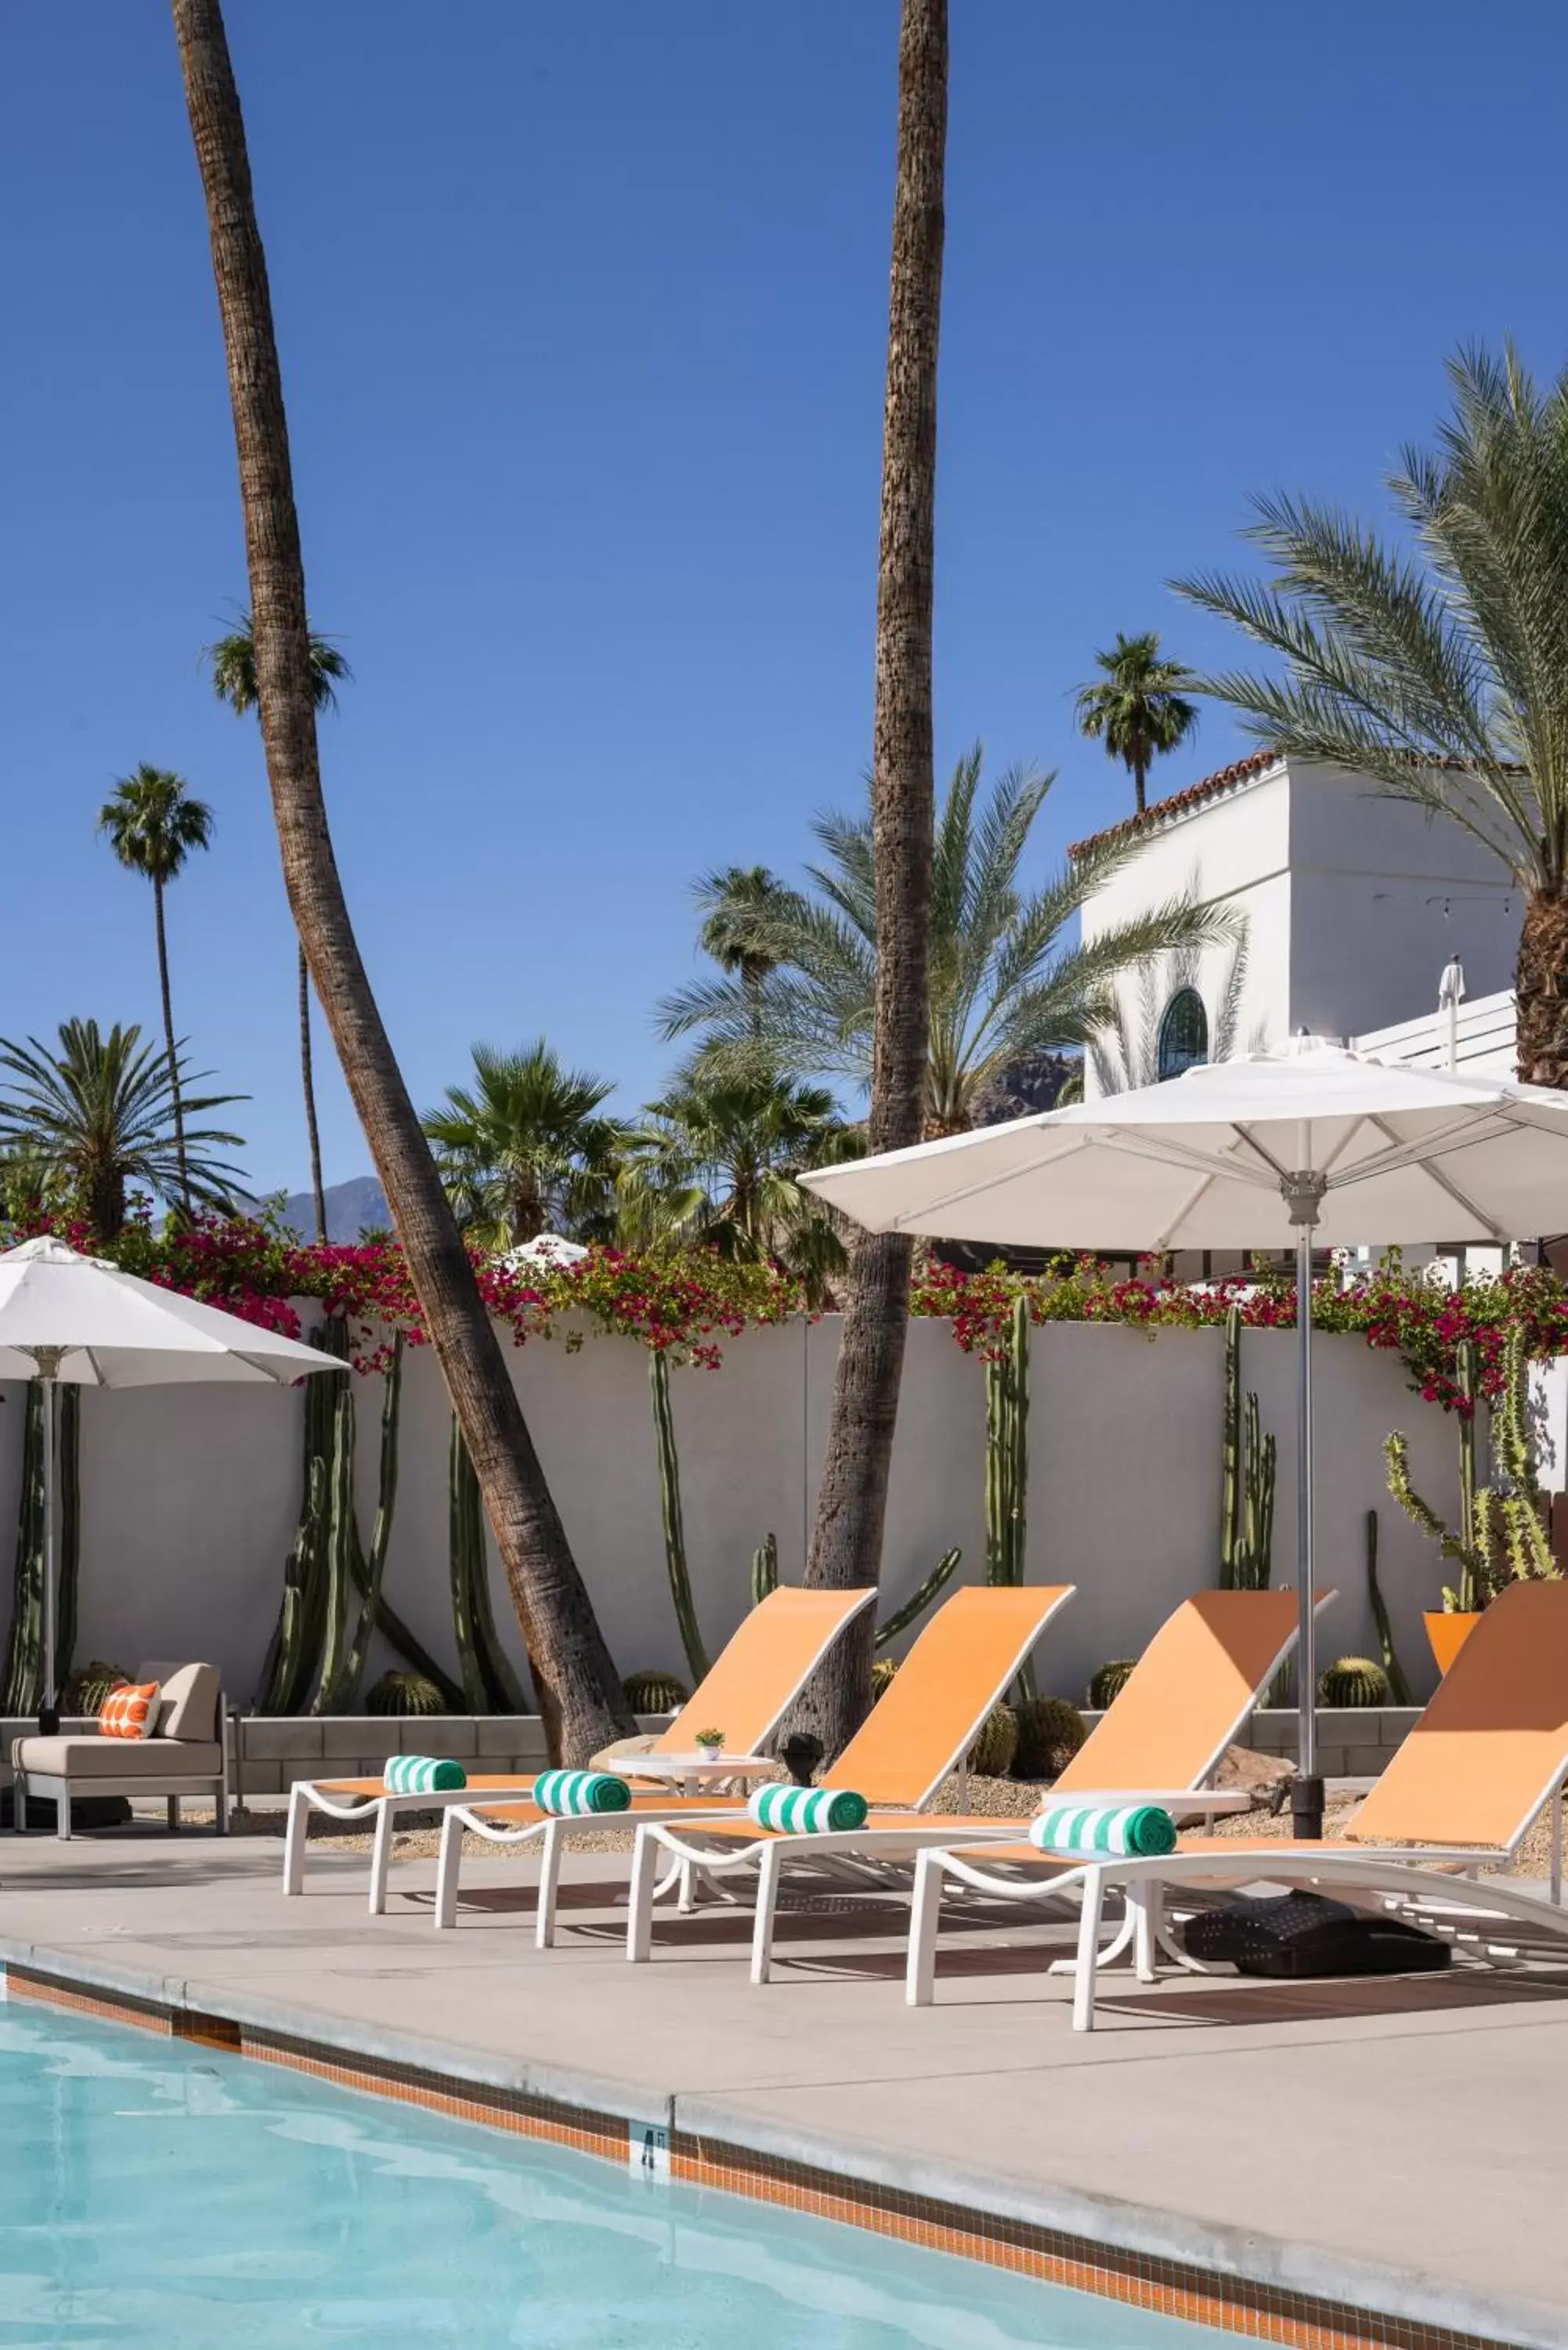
top-left (649, 1350), bottom-right (711, 1685)
top-left (1386, 1325), bottom-right (1555, 1610)
top-left (875, 1546), bottom-right (962, 1646)
top-left (1219, 1307), bottom-right (1277, 1589)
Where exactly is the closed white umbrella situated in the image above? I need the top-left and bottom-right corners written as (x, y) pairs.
top-left (0, 1237), bottom-right (343, 1730)
top-left (800, 1037), bottom-right (1568, 1835)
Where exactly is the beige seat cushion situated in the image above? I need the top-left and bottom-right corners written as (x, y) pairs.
top-left (135, 1661), bottom-right (220, 1743)
top-left (15, 1736), bottom-right (222, 1781)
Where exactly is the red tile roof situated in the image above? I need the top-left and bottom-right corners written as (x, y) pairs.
top-left (1068, 750), bottom-right (1281, 859)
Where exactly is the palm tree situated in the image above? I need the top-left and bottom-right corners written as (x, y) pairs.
top-left (1173, 343), bottom-right (1568, 1090)
top-left (1075, 631), bottom-right (1200, 815)
top-left (695, 866), bottom-right (787, 1036)
top-left (0, 1019), bottom-right (245, 1241)
top-left (172, 0), bottom-right (633, 1759)
top-left (661, 748), bottom-right (1237, 1133)
top-left (208, 610), bottom-right (349, 1243)
top-left (423, 1042), bottom-right (626, 1250)
top-left (617, 1068), bottom-right (858, 1301)
top-left (96, 765), bottom-right (214, 1213)
top-left (791, 0), bottom-right (946, 1755)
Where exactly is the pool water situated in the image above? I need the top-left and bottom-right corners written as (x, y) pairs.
top-left (0, 1998), bottom-right (1225, 2348)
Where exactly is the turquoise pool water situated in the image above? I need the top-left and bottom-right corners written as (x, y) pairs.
top-left (0, 1996), bottom-right (1225, 2348)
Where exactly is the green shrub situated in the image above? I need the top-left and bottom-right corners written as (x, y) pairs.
top-left (622, 1669), bottom-right (690, 1714)
top-left (966, 1702), bottom-right (1018, 1779)
top-left (1014, 1694), bottom-right (1087, 1779)
top-left (1317, 1657), bottom-right (1392, 1708)
top-left (366, 1670), bottom-right (447, 1718)
top-left (1086, 1659), bottom-right (1136, 1711)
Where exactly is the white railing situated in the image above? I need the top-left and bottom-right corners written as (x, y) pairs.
top-left (1353, 987), bottom-right (1516, 1076)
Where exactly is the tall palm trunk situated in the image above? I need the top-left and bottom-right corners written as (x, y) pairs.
top-left (1515, 888), bottom-right (1568, 1086)
top-left (800, 0), bottom-right (945, 1756)
top-left (171, 0), bottom-right (631, 1759)
top-left (1133, 753), bottom-right (1148, 814)
top-left (298, 942), bottom-right (327, 1242)
top-left (152, 873), bottom-right (190, 1211)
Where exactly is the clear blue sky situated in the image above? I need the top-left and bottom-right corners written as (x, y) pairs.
top-left (3, 3), bottom-right (1566, 1192)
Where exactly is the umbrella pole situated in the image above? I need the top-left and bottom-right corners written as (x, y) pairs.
top-left (1283, 1173), bottom-right (1327, 1841)
top-left (40, 1370), bottom-right (58, 1738)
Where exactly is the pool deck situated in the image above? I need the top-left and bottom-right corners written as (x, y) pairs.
top-left (2, 1828), bottom-right (1566, 2349)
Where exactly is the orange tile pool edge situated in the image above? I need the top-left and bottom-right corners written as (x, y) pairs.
top-left (1, 1963), bottom-right (1510, 2350)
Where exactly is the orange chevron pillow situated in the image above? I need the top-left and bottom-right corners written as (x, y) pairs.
top-left (99, 1681), bottom-right (160, 1740)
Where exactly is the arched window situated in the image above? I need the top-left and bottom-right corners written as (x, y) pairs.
top-left (1157, 987), bottom-right (1208, 1081)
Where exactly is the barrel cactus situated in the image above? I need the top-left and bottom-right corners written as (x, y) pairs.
top-left (966, 1701), bottom-right (1018, 1780)
top-left (1086, 1659), bottom-right (1136, 1712)
top-left (622, 1669), bottom-right (690, 1714)
top-left (63, 1661), bottom-right (130, 1718)
top-left (870, 1657), bottom-right (901, 1704)
top-left (366, 1669), bottom-right (448, 1718)
top-left (1014, 1694), bottom-right (1087, 1780)
top-left (1317, 1657), bottom-right (1392, 1708)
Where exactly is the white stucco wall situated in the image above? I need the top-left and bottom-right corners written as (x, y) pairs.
top-left (0, 1314), bottom-right (1476, 1712)
top-left (1080, 757), bottom-right (1519, 1099)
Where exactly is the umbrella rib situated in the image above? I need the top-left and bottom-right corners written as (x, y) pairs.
top-left (1357, 1113), bottom-right (1507, 1241)
top-left (887, 1130), bottom-right (1102, 1227)
top-left (1152, 1170), bottom-right (1219, 1249)
top-left (1326, 1106), bottom-right (1519, 1195)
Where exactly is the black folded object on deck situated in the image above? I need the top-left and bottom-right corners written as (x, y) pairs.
top-left (1180, 1890), bottom-right (1451, 1978)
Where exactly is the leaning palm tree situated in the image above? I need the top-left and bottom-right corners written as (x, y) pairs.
top-left (1075, 631), bottom-right (1200, 816)
top-left (617, 1067), bottom-right (858, 1302)
top-left (786, 0), bottom-right (946, 1754)
top-left (96, 765), bottom-right (213, 1213)
top-left (208, 609), bottom-right (349, 1242)
top-left (1173, 343), bottom-right (1568, 1089)
top-left (662, 749), bottom-right (1236, 1133)
top-left (172, 0), bottom-right (633, 1759)
top-left (423, 1042), bottom-right (626, 1250)
top-left (0, 1019), bottom-right (245, 1241)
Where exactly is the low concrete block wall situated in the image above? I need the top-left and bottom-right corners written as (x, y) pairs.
top-left (225, 1713), bottom-right (672, 1797)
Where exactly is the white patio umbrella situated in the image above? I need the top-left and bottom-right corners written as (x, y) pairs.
top-left (0, 1236), bottom-right (344, 1730)
top-left (800, 1036), bottom-right (1568, 1836)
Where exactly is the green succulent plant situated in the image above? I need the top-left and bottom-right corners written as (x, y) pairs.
top-left (366, 1670), bottom-right (448, 1719)
top-left (1317, 1658), bottom-right (1392, 1708)
top-left (870, 1657), bottom-right (901, 1704)
top-left (63, 1661), bottom-right (130, 1718)
top-left (966, 1702), bottom-right (1018, 1781)
top-left (1014, 1694), bottom-right (1087, 1780)
top-left (622, 1669), bottom-right (690, 1715)
top-left (1086, 1659), bottom-right (1136, 1712)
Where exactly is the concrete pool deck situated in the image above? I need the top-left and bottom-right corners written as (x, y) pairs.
top-left (2, 1828), bottom-right (1565, 2348)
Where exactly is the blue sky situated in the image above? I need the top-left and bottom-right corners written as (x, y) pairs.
top-left (3, 3), bottom-right (1566, 1192)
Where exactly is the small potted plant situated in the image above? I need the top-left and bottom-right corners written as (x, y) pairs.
top-left (694, 1726), bottom-right (726, 1759)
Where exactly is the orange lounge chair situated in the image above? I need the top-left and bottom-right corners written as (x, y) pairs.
top-left (908, 1578), bottom-right (1568, 2031)
top-left (285, 1584), bottom-right (875, 1914)
top-left (627, 1584), bottom-right (1326, 1983)
top-left (446, 1582), bottom-right (1075, 1946)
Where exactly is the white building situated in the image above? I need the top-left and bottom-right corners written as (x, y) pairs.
top-left (1074, 751), bottom-right (1520, 1095)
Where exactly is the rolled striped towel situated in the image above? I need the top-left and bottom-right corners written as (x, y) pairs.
top-left (384, 1755), bottom-right (467, 1795)
top-left (747, 1783), bottom-right (868, 1835)
top-left (533, 1767), bottom-right (631, 1817)
top-left (1029, 1802), bottom-right (1176, 1858)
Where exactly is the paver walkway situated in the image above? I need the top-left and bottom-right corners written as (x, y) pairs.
top-left (2, 1829), bottom-right (1565, 2347)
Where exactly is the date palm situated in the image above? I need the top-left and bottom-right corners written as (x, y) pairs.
top-left (208, 609), bottom-right (349, 1242)
top-left (424, 1042), bottom-right (626, 1250)
top-left (662, 748), bottom-right (1236, 1134)
top-left (1075, 631), bottom-right (1200, 815)
top-left (0, 1018), bottom-right (245, 1241)
top-left (172, 0), bottom-right (633, 1758)
top-left (96, 765), bottom-right (213, 1213)
top-left (1174, 343), bottom-right (1568, 1090)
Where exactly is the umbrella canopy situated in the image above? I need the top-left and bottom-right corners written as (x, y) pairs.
top-left (800, 1038), bottom-right (1568, 1839)
top-left (798, 1039), bottom-right (1568, 1249)
top-left (0, 1236), bottom-right (342, 1387)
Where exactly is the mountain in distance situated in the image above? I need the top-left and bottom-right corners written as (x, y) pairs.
top-left (278, 1174), bottom-right (390, 1243)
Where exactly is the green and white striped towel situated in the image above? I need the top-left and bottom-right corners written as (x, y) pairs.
top-left (1029, 1803), bottom-right (1176, 1858)
top-left (532, 1768), bottom-right (631, 1817)
top-left (747, 1784), bottom-right (868, 1835)
top-left (383, 1755), bottom-right (467, 1795)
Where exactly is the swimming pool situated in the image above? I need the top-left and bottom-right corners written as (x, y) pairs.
top-left (0, 1996), bottom-right (1225, 2348)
